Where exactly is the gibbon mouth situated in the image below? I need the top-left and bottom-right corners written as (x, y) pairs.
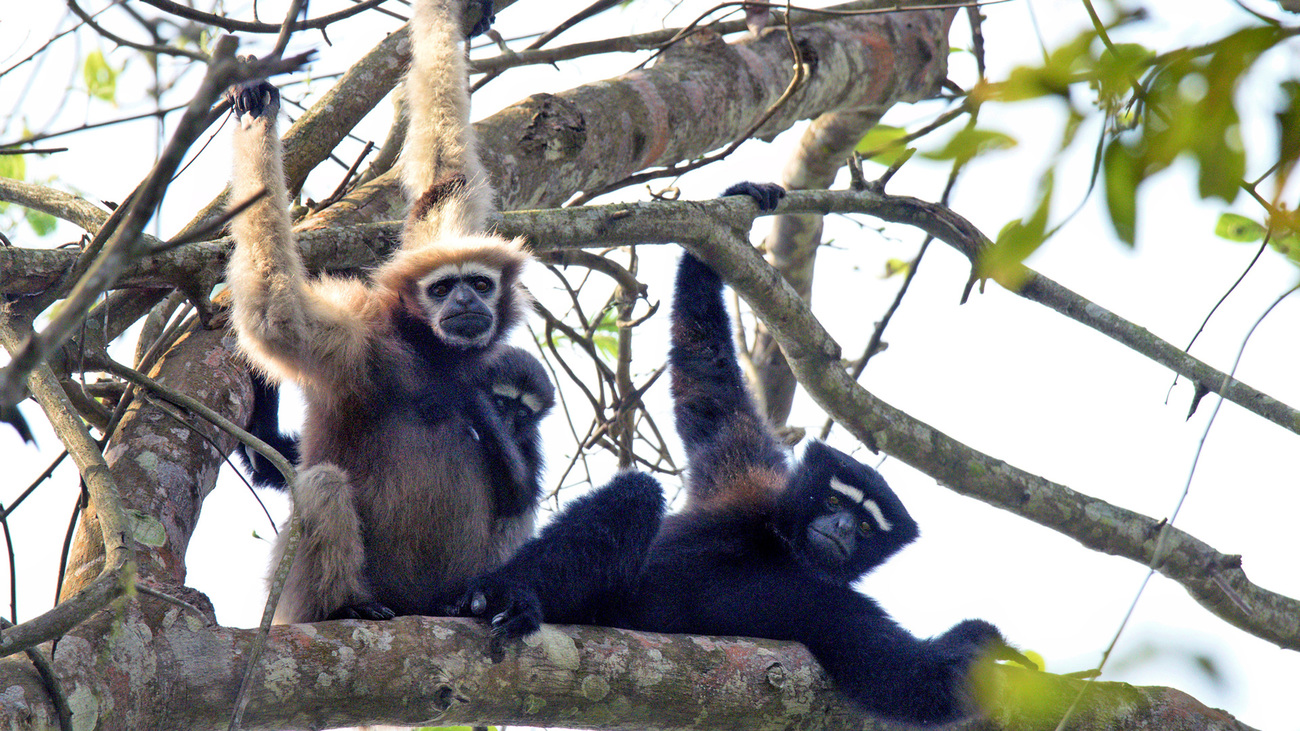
top-left (443, 312), bottom-right (492, 338)
top-left (809, 526), bottom-right (850, 561)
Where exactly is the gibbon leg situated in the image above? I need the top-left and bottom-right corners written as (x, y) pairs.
top-left (270, 463), bottom-right (377, 623)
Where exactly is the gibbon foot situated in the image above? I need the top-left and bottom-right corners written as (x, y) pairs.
top-left (326, 601), bottom-right (398, 621)
top-left (453, 575), bottom-right (543, 642)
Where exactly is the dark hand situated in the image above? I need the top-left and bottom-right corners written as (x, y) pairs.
top-left (226, 79), bottom-right (279, 119)
top-left (937, 618), bottom-right (1035, 668)
top-left (326, 600), bottom-right (397, 621)
top-left (721, 181), bottom-right (786, 212)
top-left (468, 0), bottom-right (495, 38)
top-left (453, 575), bottom-right (543, 647)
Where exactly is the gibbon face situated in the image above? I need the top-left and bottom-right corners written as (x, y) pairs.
top-left (783, 441), bottom-right (919, 580)
top-left (416, 262), bottom-right (503, 347)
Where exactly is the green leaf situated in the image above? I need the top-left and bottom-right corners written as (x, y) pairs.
top-left (1276, 80), bottom-right (1300, 189)
top-left (989, 33), bottom-right (1092, 103)
top-left (882, 258), bottom-right (911, 278)
top-left (592, 308), bottom-right (619, 362)
top-left (980, 172), bottom-right (1053, 291)
top-left (1193, 120), bottom-right (1245, 203)
top-left (920, 128), bottom-right (1017, 164)
top-left (25, 209), bottom-right (57, 237)
top-left (83, 50), bottom-right (118, 104)
top-left (1214, 213), bottom-right (1266, 242)
top-left (0, 154), bottom-right (25, 180)
top-left (1103, 141), bottom-right (1141, 246)
top-left (1095, 42), bottom-right (1155, 110)
top-left (854, 125), bottom-right (911, 167)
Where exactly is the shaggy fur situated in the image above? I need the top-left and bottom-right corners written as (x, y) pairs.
top-left (226, 0), bottom-right (551, 623)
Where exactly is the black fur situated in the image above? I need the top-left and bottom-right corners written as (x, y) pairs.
top-left (455, 183), bottom-right (1027, 726)
top-left (453, 471), bottom-right (664, 644)
top-left (468, 0), bottom-right (495, 37)
top-left (234, 369), bottom-right (300, 490)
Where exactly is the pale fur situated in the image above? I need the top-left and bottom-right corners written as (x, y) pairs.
top-left (400, 0), bottom-right (494, 238)
top-left (227, 103), bottom-right (376, 397)
top-left (227, 0), bottom-right (543, 624)
top-left (272, 464), bottom-right (371, 623)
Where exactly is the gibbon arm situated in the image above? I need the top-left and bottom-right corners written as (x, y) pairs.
top-left (402, 0), bottom-right (495, 238)
top-left (668, 182), bottom-right (789, 503)
top-left (226, 81), bottom-right (373, 391)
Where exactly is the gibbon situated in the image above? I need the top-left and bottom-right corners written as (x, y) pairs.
top-left (225, 0), bottom-right (552, 623)
top-left (454, 184), bottom-right (1029, 726)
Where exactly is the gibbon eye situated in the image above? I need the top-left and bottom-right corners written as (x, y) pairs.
top-left (825, 496), bottom-right (840, 509)
top-left (429, 281), bottom-right (453, 298)
top-left (471, 277), bottom-right (494, 294)
top-left (858, 520), bottom-right (872, 535)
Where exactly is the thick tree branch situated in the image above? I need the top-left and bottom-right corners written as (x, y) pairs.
top-left (653, 201), bottom-right (1300, 652)
top-left (0, 608), bottom-right (1259, 730)
top-left (0, 176), bottom-right (113, 233)
top-left (750, 108), bottom-right (888, 425)
top-left (464, 194), bottom-right (1300, 650)
top-left (303, 0), bottom-right (956, 230)
top-left (22, 192), bottom-right (1284, 646)
top-left (5, 191), bottom-right (1295, 437)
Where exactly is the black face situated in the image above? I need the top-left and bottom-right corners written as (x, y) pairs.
top-left (424, 271), bottom-right (498, 345)
top-left (780, 441), bottom-right (919, 581)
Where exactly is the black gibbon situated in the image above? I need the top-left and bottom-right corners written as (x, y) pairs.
top-left (455, 183), bottom-right (1028, 726)
top-left (225, 0), bottom-right (552, 623)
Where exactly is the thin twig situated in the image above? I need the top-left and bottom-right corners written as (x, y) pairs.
top-left (138, 0), bottom-right (393, 35)
top-left (1164, 239), bottom-right (1269, 403)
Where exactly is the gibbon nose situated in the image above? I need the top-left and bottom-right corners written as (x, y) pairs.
top-left (830, 513), bottom-right (857, 539)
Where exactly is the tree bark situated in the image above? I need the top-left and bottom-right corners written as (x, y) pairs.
top-left (0, 609), bottom-right (1258, 731)
top-left (301, 1), bottom-right (956, 230)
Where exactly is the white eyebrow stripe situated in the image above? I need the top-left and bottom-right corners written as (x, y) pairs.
top-left (862, 499), bottom-right (893, 532)
top-left (490, 384), bottom-right (544, 414)
top-left (829, 477), bottom-right (866, 506)
top-left (830, 477), bottom-right (893, 532)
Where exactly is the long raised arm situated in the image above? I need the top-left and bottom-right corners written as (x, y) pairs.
top-left (226, 81), bottom-right (374, 393)
top-left (669, 184), bottom-right (788, 504)
top-left (401, 0), bottom-right (495, 239)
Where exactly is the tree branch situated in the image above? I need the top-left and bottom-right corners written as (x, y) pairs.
top-left (0, 611), bottom-right (1261, 730)
top-left (0, 305), bottom-right (133, 658)
top-left (303, 0), bottom-right (957, 229)
top-left (5, 190), bottom-right (1295, 438)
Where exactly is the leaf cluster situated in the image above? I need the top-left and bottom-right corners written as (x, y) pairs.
top-left (953, 14), bottom-right (1299, 280)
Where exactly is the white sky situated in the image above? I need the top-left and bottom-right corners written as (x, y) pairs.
top-left (2, 1), bottom-right (1299, 729)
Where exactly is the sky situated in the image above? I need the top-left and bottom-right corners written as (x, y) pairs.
top-left (2, 1), bottom-right (1299, 729)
